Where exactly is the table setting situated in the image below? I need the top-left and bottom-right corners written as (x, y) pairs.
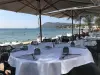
top-left (8, 42), bottom-right (94, 75)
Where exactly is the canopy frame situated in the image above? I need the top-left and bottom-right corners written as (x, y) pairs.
top-left (79, 16), bottom-right (82, 39)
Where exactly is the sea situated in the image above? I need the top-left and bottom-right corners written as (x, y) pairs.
top-left (0, 28), bottom-right (87, 43)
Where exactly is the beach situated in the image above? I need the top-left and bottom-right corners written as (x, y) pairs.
top-left (22, 41), bottom-right (32, 44)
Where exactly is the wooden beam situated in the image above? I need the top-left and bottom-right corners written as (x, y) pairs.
top-left (24, 0), bottom-right (38, 11)
top-left (44, 0), bottom-right (71, 17)
top-left (42, 0), bottom-right (93, 12)
top-left (16, 0), bottom-right (34, 12)
top-left (19, 1), bottom-right (37, 11)
top-left (58, 14), bottom-right (66, 18)
top-left (69, 0), bottom-right (92, 4)
top-left (0, 0), bottom-right (18, 6)
top-left (75, 10), bottom-right (86, 17)
top-left (42, 0), bottom-right (61, 11)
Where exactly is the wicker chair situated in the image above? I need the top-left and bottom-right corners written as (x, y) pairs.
top-left (62, 63), bottom-right (100, 75)
top-left (86, 45), bottom-right (98, 64)
top-left (61, 36), bottom-right (69, 42)
top-left (43, 38), bottom-right (52, 42)
top-left (0, 45), bottom-right (14, 56)
top-left (86, 40), bottom-right (100, 65)
top-left (74, 63), bottom-right (100, 75)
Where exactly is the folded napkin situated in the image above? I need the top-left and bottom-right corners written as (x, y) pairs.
top-left (31, 54), bottom-right (38, 60)
top-left (16, 54), bottom-right (38, 61)
top-left (59, 54), bottom-right (81, 60)
top-left (45, 46), bottom-right (52, 49)
top-left (59, 54), bottom-right (66, 60)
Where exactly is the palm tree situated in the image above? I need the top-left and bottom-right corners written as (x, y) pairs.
top-left (83, 15), bottom-right (94, 32)
top-left (95, 17), bottom-right (100, 28)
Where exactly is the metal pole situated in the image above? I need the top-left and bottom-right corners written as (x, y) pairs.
top-left (39, 11), bottom-right (42, 42)
top-left (72, 10), bottom-right (74, 41)
top-left (38, 0), bottom-right (42, 42)
top-left (79, 16), bottom-right (81, 39)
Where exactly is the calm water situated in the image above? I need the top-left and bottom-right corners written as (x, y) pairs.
top-left (0, 28), bottom-right (83, 43)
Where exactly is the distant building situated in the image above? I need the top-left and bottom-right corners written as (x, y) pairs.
top-left (42, 22), bottom-right (99, 30)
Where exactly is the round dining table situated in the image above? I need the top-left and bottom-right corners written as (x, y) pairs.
top-left (8, 43), bottom-right (94, 75)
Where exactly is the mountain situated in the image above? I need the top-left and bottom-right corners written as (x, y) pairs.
top-left (42, 22), bottom-right (72, 28)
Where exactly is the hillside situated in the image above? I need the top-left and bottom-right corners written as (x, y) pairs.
top-left (42, 22), bottom-right (71, 28)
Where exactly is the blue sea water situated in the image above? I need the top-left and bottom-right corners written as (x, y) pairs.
top-left (0, 28), bottom-right (81, 43)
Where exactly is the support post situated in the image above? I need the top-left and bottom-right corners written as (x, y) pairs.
top-left (79, 16), bottom-right (81, 39)
top-left (72, 10), bottom-right (74, 41)
top-left (70, 10), bottom-right (75, 47)
top-left (39, 11), bottom-right (42, 42)
top-left (37, 0), bottom-right (42, 42)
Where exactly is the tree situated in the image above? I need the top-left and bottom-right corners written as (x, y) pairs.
top-left (95, 17), bottom-right (100, 28)
top-left (83, 15), bottom-right (94, 31)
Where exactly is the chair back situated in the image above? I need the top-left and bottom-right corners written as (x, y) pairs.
top-left (43, 38), bottom-right (52, 42)
top-left (0, 52), bottom-right (9, 62)
top-left (0, 71), bottom-right (5, 75)
top-left (0, 45), bottom-right (13, 54)
top-left (61, 36), bottom-right (69, 42)
top-left (96, 40), bottom-right (100, 52)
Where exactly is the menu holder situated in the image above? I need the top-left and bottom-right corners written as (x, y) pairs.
top-left (34, 48), bottom-right (41, 55)
top-left (17, 54), bottom-right (38, 61)
top-left (20, 45), bottom-right (28, 50)
top-left (59, 47), bottom-right (69, 59)
top-left (70, 41), bottom-right (75, 47)
top-left (62, 46), bottom-right (69, 55)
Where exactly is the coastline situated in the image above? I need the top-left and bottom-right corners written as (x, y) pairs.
top-left (22, 41), bottom-right (32, 45)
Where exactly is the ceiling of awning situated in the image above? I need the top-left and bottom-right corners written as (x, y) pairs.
top-left (0, 0), bottom-right (99, 15)
top-left (43, 5), bottom-right (100, 18)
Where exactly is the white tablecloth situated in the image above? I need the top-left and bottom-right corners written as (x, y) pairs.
top-left (84, 36), bottom-right (100, 41)
top-left (75, 39), bottom-right (97, 46)
top-left (8, 44), bottom-right (94, 75)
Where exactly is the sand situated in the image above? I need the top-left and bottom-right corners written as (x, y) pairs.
top-left (22, 41), bottom-right (32, 45)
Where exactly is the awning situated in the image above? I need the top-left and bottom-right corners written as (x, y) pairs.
top-left (0, 0), bottom-right (99, 42)
top-left (0, 0), bottom-right (98, 14)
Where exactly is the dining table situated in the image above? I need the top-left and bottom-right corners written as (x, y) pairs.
top-left (8, 42), bottom-right (94, 75)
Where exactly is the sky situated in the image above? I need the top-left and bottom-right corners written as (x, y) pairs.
top-left (0, 10), bottom-right (78, 28)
